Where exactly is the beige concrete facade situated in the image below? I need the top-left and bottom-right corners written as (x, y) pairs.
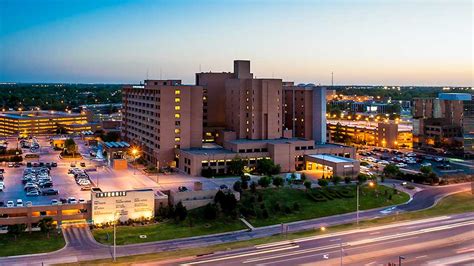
top-left (122, 80), bottom-right (203, 167)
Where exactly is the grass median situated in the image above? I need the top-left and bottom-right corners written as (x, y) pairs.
top-left (0, 231), bottom-right (65, 257)
top-left (64, 191), bottom-right (474, 266)
top-left (93, 184), bottom-right (409, 245)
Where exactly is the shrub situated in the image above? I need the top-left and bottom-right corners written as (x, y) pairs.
top-left (203, 203), bottom-right (218, 220)
top-left (344, 176), bottom-right (351, 184)
top-left (250, 181), bottom-right (257, 193)
top-left (272, 176), bottom-right (284, 187)
top-left (258, 176), bottom-right (272, 188)
top-left (233, 181), bottom-right (242, 192)
top-left (331, 175), bottom-right (342, 185)
top-left (257, 193), bottom-right (263, 202)
top-left (174, 202), bottom-right (188, 222)
top-left (241, 180), bottom-right (249, 190)
top-left (273, 202), bottom-right (281, 212)
top-left (318, 179), bottom-right (328, 187)
top-left (304, 180), bottom-right (312, 190)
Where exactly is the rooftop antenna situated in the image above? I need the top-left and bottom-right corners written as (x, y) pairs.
top-left (331, 72), bottom-right (334, 87)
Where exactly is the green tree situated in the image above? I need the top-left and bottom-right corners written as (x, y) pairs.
top-left (304, 180), bottom-right (312, 190)
top-left (233, 180), bottom-right (242, 192)
top-left (357, 173), bottom-right (369, 184)
top-left (420, 166), bottom-right (432, 175)
top-left (7, 224), bottom-right (26, 241)
top-left (256, 158), bottom-right (280, 175)
top-left (250, 181), bottom-right (257, 193)
top-left (272, 176), bottom-right (284, 188)
top-left (258, 176), bottom-right (272, 188)
top-left (203, 203), bottom-right (218, 220)
top-left (318, 179), bottom-right (328, 187)
top-left (383, 164), bottom-right (401, 179)
top-left (331, 175), bottom-right (342, 185)
top-left (228, 156), bottom-right (246, 175)
top-left (241, 180), bottom-right (249, 190)
top-left (38, 217), bottom-right (56, 238)
top-left (301, 172), bottom-right (307, 182)
top-left (344, 176), bottom-right (351, 184)
top-left (174, 202), bottom-right (188, 222)
top-left (64, 138), bottom-right (77, 157)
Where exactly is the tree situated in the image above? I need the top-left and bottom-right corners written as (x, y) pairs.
top-left (214, 190), bottom-right (226, 204)
top-left (318, 179), bottom-right (328, 187)
top-left (272, 176), bottom-right (284, 188)
top-left (250, 181), bottom-right (257, 193)
top-left (174, 202), bottom-right (188, 222)
top-left (64, 138), bottom-right (77, 157)
top-left (301, 173), bottom-right (307, 182)
top-left (383, 164), bottom-right (401, 179)
top-left (203, 203), bottom-right (218, 220)
top-left (420, 166), bottom-right (432, 175)
top-left (304, 180), bottom-right (312, 190)
top-left (215, 192), bottom-right (238, 215)
top-left (256, 158), bottom-right (280, 175)
top-left (357, 173), bottom-right (369, 184)
top-left (241, 180), bottom-right (249, 190)
top-left (331, 175), bottom-right (342, 185)
top-left (38, 217), bottom-right (56, 238)
top-left (7, 224), bottom-right (26, 241)
top-left (55, 124), bottom-right (67, 135)
top-left (233, 180), bottom-right (242, 192)
top-left (258, 176), bottom-right (272, 188)
top-left (228, 156), bottom-right (246, 175)
top-left (344, 176), bottom-right (351, 184)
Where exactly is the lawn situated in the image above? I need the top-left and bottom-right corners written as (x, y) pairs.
top-left (243, 185), bottom-right (409, 227)
top-left (93, 210), bottom-right (245, 245)
top-left (0, 231), bottom-right (65, 257)
top-left (93, 184), bottom-right (408, 245)
top-left (66, 192), bottom-right (473, 266)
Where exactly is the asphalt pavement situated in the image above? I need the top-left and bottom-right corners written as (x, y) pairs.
top-left (0, 182), bottom-right (470, 265)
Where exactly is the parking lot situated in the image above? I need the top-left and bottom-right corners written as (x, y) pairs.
top-left (358, 148), bottom-right (474, 176)
top-left (0, 136), bottom-right (233, 207)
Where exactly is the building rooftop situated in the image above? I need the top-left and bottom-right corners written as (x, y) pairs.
top-left (180, 147), bottom-right (236, 155)
top-left (0, 111), bottom-right (83, 120)
top-left (306, 154), bottom-right (358, 163)
top-left (438, 93), bottom-right (472, 101)
top-left (103, 142), bottom-right (130, 149)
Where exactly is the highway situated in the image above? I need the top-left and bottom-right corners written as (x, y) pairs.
top-left (0, 183), bottom-right (471, 265)
top-left (181, 213), bottom-right (474, 266)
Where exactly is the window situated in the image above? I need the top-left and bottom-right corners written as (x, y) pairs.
top-left (175, 113), bottom-right (181, 119)
top-left (175, 97), bottom-right (181, 103)
top-left (175, 128), bottom-right (180, 134)
top-left (175, 137), bottom-right (181, 142)
top-left (175, 90), bottom-right (181, 95)
top-left (175, 106), bottom-right (181, 111)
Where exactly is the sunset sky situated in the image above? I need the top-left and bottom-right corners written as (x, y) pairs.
top-left (0, 0), bottom-right (472, 86)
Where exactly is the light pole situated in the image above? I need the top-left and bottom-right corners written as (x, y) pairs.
top-left (113, 212), bottom-right (120, 262)
top-left (131, 148), bottom-right (138, 175)
top-left (399, 256), bottom-right (405, 266)
top-left (357, 180), bottom-right (375, 227)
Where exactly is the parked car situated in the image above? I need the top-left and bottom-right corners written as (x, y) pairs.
top-left (39, 181), bottom-right (53, 188)
top-left (396, 163), bottom-right (407, 168)
top-left (51, 199), bottom-right (59, 205)
top-left (24, 183), bottom-right (39, 191)
top-left (421, 162), bottom-right (432, 167)
top-left (7, 163), bottom-right (14, 168)
top-left (51, 162), bottom-right (58, 167)
top-left (26, 190), bottom-right (40, 196)
top-left (434, 157), bottom-right (444, 162)
top-left (6, 200), bottom-right (14, 207)
top-left (16, 199), bottom-right (24, 207)
top-left (67, 197), bottom-right (77, 204)
top-left (70, 162), bottom-right (76, 167)
top-left (42, 188), bottom-right (59, 196)
top-left (0, 183), bottom-right (4, 192)
top-left (79, 199), bottom-right (86, 204)
top-left (59, 198), bottom-right (67, 204)
top-left (80, 162), bottom-right (86, 167)
top-left (25, 201), bottom-right (33, 207)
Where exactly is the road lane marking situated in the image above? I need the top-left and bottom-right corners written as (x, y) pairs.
top-left (242, 244), bottom-right (343, 263)
top-left (255, 241), bottom-right (293, 249)
top-left (369, 231), bottom-right (380, 235)
top-left (456, 247), bottom-right (474, 254)
top-left (330, 238), bottom-right (341, 242)
top-left (181, 245), bottom-right (299, 265)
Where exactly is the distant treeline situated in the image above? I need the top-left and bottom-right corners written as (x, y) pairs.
top-left (0, 83), bottom-right (123, 111)
top-left (333, 86), bottom-right (472, 101)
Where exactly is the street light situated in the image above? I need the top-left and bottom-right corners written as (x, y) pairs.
top-left (357, 180), bottom-right (376, 227)
top-left (113, 212), bottom-right (121, 262)
top-left (399, 255), bottom-right (405, 265)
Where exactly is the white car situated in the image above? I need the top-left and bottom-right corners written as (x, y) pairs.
top-left (434, 157), bottom-right (444, 162)
top-left (16, 199), bottom-right (24, 207)
top-left (0, 182), bottom-right (4, 192)
top-left (406, 152), bottom-right (417, 157)
top-left (421, 162), bottom-right (432, 167)
top-left (406, 159), bottom-right (417, 164)
top-left (79, 199), bottom-right (86, 203)
top-left (396, 163), bottom-right (407, 168)
top-left (6, 200), bottom-right (14, 207)
top-left (51, 199), bottom-right (59, 205)
top-left (378, 160), bottom-right (389, 165)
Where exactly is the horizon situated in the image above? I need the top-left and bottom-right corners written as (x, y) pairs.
top-left (1, 0), bottom-right (473, 86)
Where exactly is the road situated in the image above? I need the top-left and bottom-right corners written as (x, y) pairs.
top-left (181, 213), bottom-right (474, 266)
top-left (0, 182), bottom-right (470, 265)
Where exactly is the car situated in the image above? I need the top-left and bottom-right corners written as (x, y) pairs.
top-left (51, 199), bottom-right (59, 205)
top-left (26, 162), bottom-right (32, 167)
top-left (434, 157), bottom-right (444, 162)
top-left (80, 162), bottom-right (86, 167)
top-left (59, 198), bottom-right (67, 204)
top-left (39, 181), bottom-right (53, 188)
top-left (0, 183), bottom-right (4, 192)
top-left (42, 188), bottom-right (59, 195)
top-left (396, 163), bottom-right (407, 168)
top-left (26, 190), bottom-right (40, 196)
top-left (70, 162), bottom-right (76, 167)
top-left (6, 200), bottom-right (14, 207)
top-left (7, 162), bottom-right (14, 168)
top-left (421, 162), bottom-right (432, 167)
top-left (378, 160), bottom-right (389, 165)
top-left (25, 201), bottom-right (33, 207)
top-left (406, 152), bottom-right (417, 157)
top-left (67, 197), bottom-right (77, 204)
top-left (219, 184), bottom-right (229, 190)
top-left (14, 162), bottom-right (21, 168)
top-left (406, 159), bottom-right (417, 164)
top-left (424, 156), bottom-right (434, 161)
top-left (24, 183), bottom-right (39, 191)
top-left (79, 199), bottom-right (86, 203)
top-left (80, 186), bottom-right (91, 191)
top-left (0, 201), bottom-right (4, 207)
top-left (16, 199), bottom-right (23, 207)
top-left (51, 162), bottom-right (58, 167)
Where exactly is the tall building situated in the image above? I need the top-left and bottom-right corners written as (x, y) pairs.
top-left (122, 80), bottom-right (203, 167)
top-left (282, 83), bottom-right (327, 143)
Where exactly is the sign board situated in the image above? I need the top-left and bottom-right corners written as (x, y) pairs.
top-left (91, 189), bottom-right (155, 225)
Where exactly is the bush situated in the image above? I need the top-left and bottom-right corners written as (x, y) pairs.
top-left (318, 179), bottom-right (328, 187)
top-left (241, 180), bottom-right (249, 190)
top-left (203, 203), bottom-right (218, 220)
top-left (250, 181), bottom-right (257, 193)
top-left (272, 176), bottom-right (284, 187)
top-left (258, 176), bottom-right (272, 188)
top-left (174, 202), bottom-right (188, 222)
top-left (304, 180), bottom-right (312, 190)
top-left (332, 175), bottom-right (342, 185)
top-left (344, 176), bottom-right (351, 184)
top-left (233, 181), bottom-right (242, 192)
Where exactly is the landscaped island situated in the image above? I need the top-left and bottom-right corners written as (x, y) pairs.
top-left (93, 184), bottom-right (409, 245)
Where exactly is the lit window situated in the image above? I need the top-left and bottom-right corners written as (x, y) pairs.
top-left (175, 106), bottom-right (181, 111)
top-left (175, 90), bottom-right (181, 95)
top-left (175, 128), bottom-right (180, 134)
top-left (175, 97), bottom-right (181, 103)
top-left (175, 137), bottom-right (181, 142)
top-left (175, 113), bottom-right (181, 119)
top-left (246, 128), bottom-right (249, 132)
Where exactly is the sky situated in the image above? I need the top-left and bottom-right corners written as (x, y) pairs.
top-left (0, 0), bottom-right (472, 86)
